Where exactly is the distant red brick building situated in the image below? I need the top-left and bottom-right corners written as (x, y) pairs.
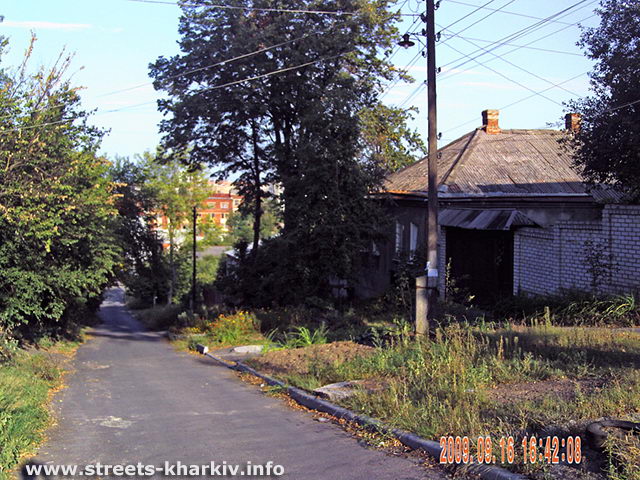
top-left (155, 181), bottom-right (242, 248)
top-left (199, 184), bottom-right (242, 230)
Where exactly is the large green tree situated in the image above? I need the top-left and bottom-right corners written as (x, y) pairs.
top-left (226, 198), bottom-right (280, 244)
top-left (143, 151), bottom-right (211, 304)
top-left (109, 156), bottom-right (167, 305)
top-left (568, 0), bottom-right (640, 200)
top-left (150, 0), bottom-right (402, 303)
top-left (0, 37), bottom-right (119, 337)
top-left (359, 103), bottom-right (426, 172)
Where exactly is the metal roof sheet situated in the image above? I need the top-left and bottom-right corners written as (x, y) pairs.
top-left (439, 208), bottom-right (539, 230)
top-left (385, 128), bottom-right (599, 198)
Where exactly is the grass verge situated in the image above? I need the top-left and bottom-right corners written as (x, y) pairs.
top-left (247, 323), bottom-right (640, 476)
top-left (0, 338), bottom-right (82, 479)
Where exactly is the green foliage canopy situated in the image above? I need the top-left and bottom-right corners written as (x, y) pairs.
top-left (568, 0), bottom-right (640, 201)
top-left (359, 103), bottom-right (426, 172)
top-left (0, 37), bottom-right (119, 336)
top-left (151, 0), bottom-right (403, 304)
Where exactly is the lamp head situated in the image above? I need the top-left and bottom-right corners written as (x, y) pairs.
top-left (398, 33), bottom-right (415, 49)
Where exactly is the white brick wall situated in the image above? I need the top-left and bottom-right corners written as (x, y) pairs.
top-left (514, 205), bottom-right (640, 296)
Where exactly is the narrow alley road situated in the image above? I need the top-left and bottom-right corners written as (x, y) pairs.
top-left (25, 287), bottom-right (451, 479)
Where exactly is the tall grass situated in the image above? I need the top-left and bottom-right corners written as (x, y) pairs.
top-left (494, 292), bottom-right (639, 327)
top-left (0, 352), bottom-right (63, 479)
top-left (276, 324), bottom-right (640, 442)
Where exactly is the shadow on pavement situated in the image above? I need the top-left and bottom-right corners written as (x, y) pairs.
top-left (19, 460), bottom-right (52, 480)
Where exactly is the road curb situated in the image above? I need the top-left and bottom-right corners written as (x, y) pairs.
top-left (202, 353), bottom-right (527, 480)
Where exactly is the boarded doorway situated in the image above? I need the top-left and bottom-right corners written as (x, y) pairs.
top-left (445, 227), bottom-right (514, 304)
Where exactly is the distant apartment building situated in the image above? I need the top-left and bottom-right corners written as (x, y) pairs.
top-left (155, 180), bottom-right (242, 248)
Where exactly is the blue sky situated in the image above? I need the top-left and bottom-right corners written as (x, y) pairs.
top-left (0, 0), bottom-right (599, 160)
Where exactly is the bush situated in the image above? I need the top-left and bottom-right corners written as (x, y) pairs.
top-left (0, 327), bottom-right (19, 362)
top-left (207, 311), bottom-right (259, 345)
top-left (135, 305), bottom-right (182, 330)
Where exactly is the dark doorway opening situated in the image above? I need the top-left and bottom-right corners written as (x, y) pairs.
top-left (445, 227), bottom-right (514, 305)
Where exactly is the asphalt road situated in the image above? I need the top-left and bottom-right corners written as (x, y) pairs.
top-left (25, 287), bottom-right (451, 479)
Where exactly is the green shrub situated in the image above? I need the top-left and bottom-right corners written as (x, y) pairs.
top-left (135, 305), bottom-right (182, 330)
top-left (207, 311), bottom-right (260, 345)
top-left (283, 325), bottom-right (329, 348)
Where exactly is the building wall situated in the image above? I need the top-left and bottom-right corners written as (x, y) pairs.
top-left (155, 183), bottom-right (242, 249)
top-left (514, 205), bottom-right (640, 296)
top-left (200, 193), bottom-right (242, 229)
top-left (355, 201), bottom-right (447, 299)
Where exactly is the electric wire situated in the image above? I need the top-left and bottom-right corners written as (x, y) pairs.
top-left (438, 0), bottom-right (518, 45)
top-left (1, 53), bottom-right (345, 134)
top-left (439, 33), bottom-right (583, 57)
top-left (445, 70), bottom-right (589, 133)
top-left (438, 1), bottom-right (596, 80)
top-left (439, 10), bottom-right (597, 82)
top-left (445, 0), bottom-right (577, 26)
top-left (438, 0), bottom-right (499, 31)
top-left (0, 31), bottom-right (320, 122)
top-left (125, 0), bottom-right (418, 16)
top-left (452, 31), bottom-right (582, 97)
top-left (440, 41), bottom-right (564, 106)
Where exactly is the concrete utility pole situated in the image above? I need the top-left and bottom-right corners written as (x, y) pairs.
top-left (415, 0), bottom-right (439, 336)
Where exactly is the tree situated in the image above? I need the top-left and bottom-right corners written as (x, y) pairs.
top-left (143, 151), bottom-right (211, 304)
top-left (567, 0), bottom-right (640, 201)
top-left (226, 199), bottom-right (280, 244)
top-left (359, 103), bottom-right (426, 172)
top-left (109, 156), bottom-right (167, 305)
top-left (150, 0), bottom-right (402, 304)
top-left (0, 36), bottom-right (119, 337)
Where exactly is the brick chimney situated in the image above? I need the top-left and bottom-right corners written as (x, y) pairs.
top-left (482, 109), bottom-right (500, 134)
top-left (565, 113), bottom-right (581, 133)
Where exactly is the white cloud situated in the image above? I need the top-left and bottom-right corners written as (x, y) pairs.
top-left (2, 20), bottom-right (92, 31)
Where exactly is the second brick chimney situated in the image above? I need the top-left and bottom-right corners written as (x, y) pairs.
top-left (482, 109), bottom-right (500, 134)
top-left (565, 113), bottom-right (581, 133)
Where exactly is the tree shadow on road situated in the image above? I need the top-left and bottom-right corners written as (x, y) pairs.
top-left (19, 460), bottom-right (52, 480)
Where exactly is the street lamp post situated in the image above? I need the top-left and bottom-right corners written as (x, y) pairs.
top-left (191, 205), bottom-right (197, 312)
top-left (399, 0), bottom-right (439, 336)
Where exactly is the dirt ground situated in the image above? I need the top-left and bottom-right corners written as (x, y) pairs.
top-left (488, 377), bottom-right (607, 404)
top-left (248, 341), bottom-right (375, 377)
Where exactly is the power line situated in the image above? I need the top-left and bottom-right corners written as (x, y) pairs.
top-left (98, 32), bottom-right (317, 98)
top-left (384, 0), bottom-right (511, 103)
top-left (439, 10), bottom-right (597, 82)
top-left (380, 48), bottom-right (424, 98)
top-left (451, 31), bottom-right (582, 97)
top-left (440, 33), bottom-right (583, 56)
top-left (439, 0), bottom-right (518, 45)
top-left (438, 1), bottom-right (596, 78)
top-left (438, 0), bottom-right (499, 31)
top-left (445, 70), bottom-right (589, 133)
top-left (125, 0), bottom-right (418, 16)
top-left (439, 0), bottom-right (594, 73)
top-left (605, 98), bottom-right (640, 114)
top-left (399, 80), bottom-right (427, 108)
top-left (440, 41), bottom-right (564, 106)
top-left (190, 53), bottom-right (345, 94)
top-left (0, 32), bottom-right (319, 122)
top-left (1, 53), bottom-right (344, 134)
top-left (445, 0), bottom-right (577, 26)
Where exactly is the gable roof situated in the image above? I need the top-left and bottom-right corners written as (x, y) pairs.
top-left (385, 127), bottom-right (591, 198)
